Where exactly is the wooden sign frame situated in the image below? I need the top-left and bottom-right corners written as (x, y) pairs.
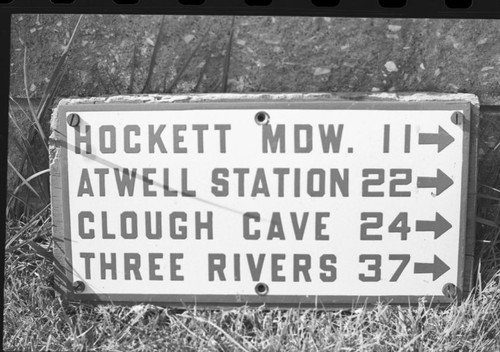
top-left (50, 93), bottom-right (478, 308)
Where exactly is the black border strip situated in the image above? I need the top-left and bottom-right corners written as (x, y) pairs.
top-left (0, 12), bottom-right (11, 347)
top-left (0, 0), bottom-right (500, 19)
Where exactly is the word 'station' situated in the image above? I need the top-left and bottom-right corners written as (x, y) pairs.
top-left (62, 107), bottom-right (468, 303)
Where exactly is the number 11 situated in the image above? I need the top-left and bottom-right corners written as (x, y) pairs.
top-left (383, 124), bottom-right (411, 153)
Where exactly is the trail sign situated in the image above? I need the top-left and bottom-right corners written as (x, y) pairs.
top-left (50, 93), bottom-right (478, 307)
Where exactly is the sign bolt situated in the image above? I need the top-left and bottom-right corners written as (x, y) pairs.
top-left (451, 111), bottom-right (463, 125)
top-left (255, 282), bottom-right (269, 296)
top-left (73, 281), bottom-right (85, 293)
top-left (255, 111), bottom-right (270, 125)
top-left (442, 283), bottom-right (459, 300)
top-left (67, 113), bottom-right (80, 127)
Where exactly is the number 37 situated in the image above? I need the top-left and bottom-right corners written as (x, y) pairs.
top-left (359, 254), bottom-right (410, 282)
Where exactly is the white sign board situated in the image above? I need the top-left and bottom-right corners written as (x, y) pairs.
top-left (51, 97), bottom-right (474, 306)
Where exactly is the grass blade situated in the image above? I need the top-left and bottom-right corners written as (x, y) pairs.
top-left (28, 241), bottom-right (53, 262)
top-left (193, 54), bottom-right (211, 92)
top-left (142, 15), bottom-right (167, 93)
top-left (477, 217), bottom-right (499, 228)
top-left (106, 69), bottom-right (122, 94)
top-left (477, 193), bottom-right (500, 201)
top-left (6, 191), bottom-right (35, 218)
top-left (480, 184), bottom-right (500, 194)
top-left (9, 96), bottom-right (33, 124)
top-left (23, 47), bottom-right (48, 151)
top-left (7, 117), bottom-right (45, 195)
top-left (29, 15), bottom-right (83, 151)
top-left (128, 45), bottom-right (139, 94)
top-left (8, 160), bottom-right (41, 200)
top-left (221, 16), bottom-right (236, 93)
top-left (8, 111), bottom-right (45, 176)
top-left (22, 47), bottom-right (38, 128)
top-left (9, 111), bottom-right (31, 146)
top-left (192, 315), bottom-right (252, 352)
top-left (7, 168), bottom-right (50, 216)
top-left (9, 16), bottom-right (82, 218)
top-left (165, 25), bottom-right (211, 93)
top-left (36, 15), bottom-right (83, 120)
top-left (6, 203), bottom-right (50, 249)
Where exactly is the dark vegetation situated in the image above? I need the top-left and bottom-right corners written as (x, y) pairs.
top-left (4, 14), bottom-right (500, 351)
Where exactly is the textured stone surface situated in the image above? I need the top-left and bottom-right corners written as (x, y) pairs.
top-left (9, 16), bottom-right (500, 105)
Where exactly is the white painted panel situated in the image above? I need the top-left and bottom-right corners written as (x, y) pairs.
top-left (65, 108), bottom-right (466, 298)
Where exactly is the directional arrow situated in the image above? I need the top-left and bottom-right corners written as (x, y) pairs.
top-left (414, 255), bottom-right (450, 281)
top-left (417, 169), bottom-right (454, 196)
top-left (419, 126), bottom-right (455, 153)
top-left (416, 213), bottom-right (452, 239)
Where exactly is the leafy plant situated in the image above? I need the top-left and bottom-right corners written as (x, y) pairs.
top-left (8, 15), bottom-right (83, 219)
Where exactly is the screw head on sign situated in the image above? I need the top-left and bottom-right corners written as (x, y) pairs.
top-left (255, 282), bottom-right (269, 296)
top-left (451, 111), bottom-right (463, 125)
top-left (442, 283), bottom-right (458, 299)
top-left (67, 113), bottom-right (80, 127)
top-left (73, 281), bottom-right (85, 293)
top-left (255, 111), bottom-right (270, 126)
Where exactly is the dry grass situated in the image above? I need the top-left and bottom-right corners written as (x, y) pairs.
top-left (3, 212), bottom-right (500, 351)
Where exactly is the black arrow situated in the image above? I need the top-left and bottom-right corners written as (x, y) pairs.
top-left (417, 169), bottom-right (454, 196)
top-left (416, 213), bottom-right (452, 239)
top-left (419, 126), bottom-right (455, 153)
top-left (414, 255), bottom-right (450, 281)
